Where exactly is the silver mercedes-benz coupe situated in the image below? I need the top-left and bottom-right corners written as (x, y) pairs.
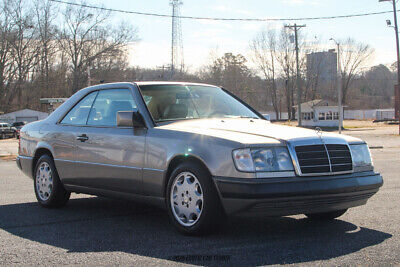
top-left (17, 82), bottom-right (383, 234)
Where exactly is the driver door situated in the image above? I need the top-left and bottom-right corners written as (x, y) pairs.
top-left (73, 88), bottom-right (146, 194)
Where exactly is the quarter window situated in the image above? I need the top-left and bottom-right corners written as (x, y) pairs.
top-left (87, 89), bottom-right (137, 127)
top-left (61, 91), bottom-right (98, 125)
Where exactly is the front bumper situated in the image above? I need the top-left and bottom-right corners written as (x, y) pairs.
top-left (213, 171), bottom-right (383, 216)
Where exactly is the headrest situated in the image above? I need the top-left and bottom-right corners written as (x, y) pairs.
top-left (163, 103), bottom-right (188, 119)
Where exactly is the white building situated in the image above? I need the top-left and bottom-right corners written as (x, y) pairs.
top-left (40, 98), bottom-right (68, 112)
top-left (0, 109), bottom-right (49, 123)
top-left (296, 100), bottom-right (343, 127)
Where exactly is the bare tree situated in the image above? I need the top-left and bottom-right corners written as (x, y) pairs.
top-left (340, 38), bottom-right (374, 104)
top-left (199, 52), bottom-right (253, 101)
top-left (0, 0), bottom-right (17, 111)
top-left (0, 0), bottom-right (39, 111)
top-left (250, 29), bottom-right (280, 119)
top-left (33, 0), bottom-right (58, 97)
top-left (57, 1), bottom-right (137, 93)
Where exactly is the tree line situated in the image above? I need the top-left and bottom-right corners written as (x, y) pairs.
top-left (0, 0), bottom-right (135, 112)
top-left (0, 0), bottom-right (395, 116)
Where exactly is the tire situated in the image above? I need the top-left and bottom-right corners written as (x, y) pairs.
top-left (34, 154), bottom-right (70, 208)
top-left (166, 161), bottom-right (225, 235)
top-left (305, 209), bottom-right (348, 220)
top-left (1, 133), bottom-right (5, 139)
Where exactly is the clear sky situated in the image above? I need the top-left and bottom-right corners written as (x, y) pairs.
top-left (85, 0), bottom-right (397, 71)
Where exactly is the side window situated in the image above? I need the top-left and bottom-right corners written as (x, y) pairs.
top-left (61, 91), bottom-right (98, 125)
top-left (87, 89), bottom-right (137, 127)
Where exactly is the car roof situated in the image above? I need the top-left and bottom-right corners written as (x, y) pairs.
top-left (133, 81), bottom-right (218, 87)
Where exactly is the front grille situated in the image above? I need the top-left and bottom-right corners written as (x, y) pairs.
top-left (295, 144), bottom-right (353, 175)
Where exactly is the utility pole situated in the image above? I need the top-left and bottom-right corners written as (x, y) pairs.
top-left (337, 43), bottom-right (343, 134)
top-left (380, 0), bottom-right (400, 134)
top-left (330, 38), bottom-right (342, 134)
top-left (285, 24), bottom-right (306, 127)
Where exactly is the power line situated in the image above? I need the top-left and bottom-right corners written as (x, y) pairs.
top-left (49, 0), bottom-right (399, 22)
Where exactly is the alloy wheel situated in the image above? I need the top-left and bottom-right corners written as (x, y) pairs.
top-left (170, 171), bottom-right (204, 227)
top-left (36, 162), bottom-right (53, 201)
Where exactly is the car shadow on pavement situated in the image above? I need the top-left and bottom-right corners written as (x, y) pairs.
top-left (0, 197), bottom-right (392, 266)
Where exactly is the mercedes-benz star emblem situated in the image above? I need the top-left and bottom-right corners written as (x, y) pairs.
top-left (315, 127), bottom-right (323, 138)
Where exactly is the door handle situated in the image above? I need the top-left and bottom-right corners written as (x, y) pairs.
top-left (77, 134), bottom-right (89, 142)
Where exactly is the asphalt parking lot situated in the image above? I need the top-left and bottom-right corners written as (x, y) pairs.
top-left (0, 125), bottom-right (399, 266)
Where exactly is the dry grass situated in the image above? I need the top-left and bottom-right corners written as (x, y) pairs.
top-left (0, 155), bottom-right (17, 161)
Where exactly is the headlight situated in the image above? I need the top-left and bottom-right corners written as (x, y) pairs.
top-left (233, 147), bottom-right (294, 172)
top-left (350, 144), bottom-right (372, 170)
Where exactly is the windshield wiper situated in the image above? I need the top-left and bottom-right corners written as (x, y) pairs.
top-left (155, 117), bottom-right (199, 123)
top-left (228, 115), bottom-right (260, 119)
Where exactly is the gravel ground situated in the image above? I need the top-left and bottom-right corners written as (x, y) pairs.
top-left (0, 126), bottom-right (399, 266)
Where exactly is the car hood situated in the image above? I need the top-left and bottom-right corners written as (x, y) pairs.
top-left (157, 118), bottom-right (362, 145)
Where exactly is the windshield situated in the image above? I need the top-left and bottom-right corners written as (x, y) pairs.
top-left (138, 84), bottom-right (260, 122)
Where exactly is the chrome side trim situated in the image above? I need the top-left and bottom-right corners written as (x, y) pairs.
top-left (54, 158), bottom-right (142, 170)
top-left (54, 159), bottom-right (165, 172)
top-left (143, 167), bottom-right (164, 172)
top-left (18, 155), bottom-right (33, 160)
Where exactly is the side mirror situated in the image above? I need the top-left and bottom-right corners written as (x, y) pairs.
top-left (117, 111), bottom-right (146, 128)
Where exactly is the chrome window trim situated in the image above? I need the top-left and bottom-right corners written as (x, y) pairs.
top-left (287, 139), bottom-right (354, 177)
top-left (58, 90), bottom-right (99, 125)
top-left (56, 84), bottom-right (152, 129)
top-left (136, 84), bottom-right (265, 126)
